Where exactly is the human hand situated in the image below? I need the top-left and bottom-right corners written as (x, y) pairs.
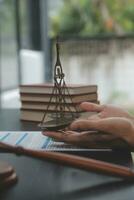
top-left (43, 117), bottom-right (134, 149)
top-left (43, 103), bottom-right (134, 150)
top-left (68, 102), bottom-right (134, 148)
top-left (80, 102), bottom-right (134, 120)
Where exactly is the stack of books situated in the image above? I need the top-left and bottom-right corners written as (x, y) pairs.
top-left (19, 83), bottom-right (99, 122)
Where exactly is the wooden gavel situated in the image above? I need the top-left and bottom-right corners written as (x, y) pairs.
top-left (0, 141), bottom-right (134, 180)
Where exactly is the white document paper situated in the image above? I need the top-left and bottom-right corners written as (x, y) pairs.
top-left (0, 132), bottom-right (111, 151)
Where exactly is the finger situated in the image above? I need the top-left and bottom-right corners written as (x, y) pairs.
top-left (42, 130), bottom-right (80, 143)
top-left (87, 114), bottom-right (101, 120)
top-left (42, 131), bottom-right (65, 141)
top-left (70, 118), bottom-right (126, 133)
top-left (76, 117), bottom-right (133, 141)
top-left (80, 102), bottom-right (104, 112)
top-left (70, 119), bottom-right (99, 130)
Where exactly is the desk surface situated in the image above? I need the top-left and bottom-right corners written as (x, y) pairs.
top-left (0, 109), bottom-right (40, 131)
top-left (0, 109), bottom-right (134, 200)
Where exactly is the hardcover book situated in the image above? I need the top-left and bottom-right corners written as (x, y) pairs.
top-left (19, 84), bottom-right (97, 95)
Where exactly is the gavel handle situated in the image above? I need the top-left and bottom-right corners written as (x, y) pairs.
top-left (0, 142), bottom-right (134, 180)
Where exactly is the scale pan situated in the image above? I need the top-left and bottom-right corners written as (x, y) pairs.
top-left (38, 118), bottom-right (74, 131)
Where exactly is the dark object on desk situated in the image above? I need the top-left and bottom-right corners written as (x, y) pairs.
top-left (0, 161), bottom-right (17, 190)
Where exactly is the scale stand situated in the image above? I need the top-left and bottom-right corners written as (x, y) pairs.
top-left (38, 38), bottom-right (80, 130)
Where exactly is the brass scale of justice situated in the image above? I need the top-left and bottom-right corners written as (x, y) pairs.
top-left (38, 39), bottom-right (80, 130)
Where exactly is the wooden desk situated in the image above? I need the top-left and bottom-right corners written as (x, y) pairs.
top-left (0, 109), bottom-right (134, 200)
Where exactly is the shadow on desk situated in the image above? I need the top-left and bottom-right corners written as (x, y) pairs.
top-left (57, 179), bottom-right (134, 200)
